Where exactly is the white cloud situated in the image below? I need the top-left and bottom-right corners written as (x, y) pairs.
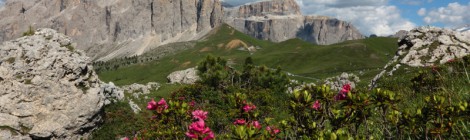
top-left (418, 8), bottom-right (426, 16)
top-left (296, 0), bottom-right (415, 36)
top-left (396, 0), bottom-right (434, 6)
top-left (419, 2), bottom-right (470, 27)
top-left (222, 0), bottom-right (416, 35)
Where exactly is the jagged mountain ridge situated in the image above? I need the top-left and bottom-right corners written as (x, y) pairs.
top-left (0, 0), bottom-right (223, 61)
top-left (0, 0), bottom-right (364, 61)
top-left (224, 0), bottom-right (365, 45)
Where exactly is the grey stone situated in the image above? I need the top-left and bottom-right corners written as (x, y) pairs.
top-left (167, 68), bottom-right (200, 84)
top-left (324, 72), bottom-right (360, 91)
top-left (370, 26), bottom-right (470, 89)
top-left (128, 100), bottom-right (142, 114)
top-left (101, 82), bottom-right (125, 105)
top-left (122, 82), bottom-right (160, 99)
top-left (0, 28), bottom-right (116, 139)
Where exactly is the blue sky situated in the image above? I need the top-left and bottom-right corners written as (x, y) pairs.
top-left (223, 0), bottom-right (470, 36)
top-left (391, 0), bottom-right (469, 27)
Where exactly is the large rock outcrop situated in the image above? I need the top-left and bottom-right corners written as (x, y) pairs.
top-left (167, 67), bottom-right (200, 84)
top-left (324, 73), bottom-right (360, 92)
top-left (0, 29), bottom-right (122, 139)
top-left (224, 0), bottom-right (364, 45)
top-left (0, 0), bottom-right (223, 61)
top-left (370, 26), bottom-right (470, 88)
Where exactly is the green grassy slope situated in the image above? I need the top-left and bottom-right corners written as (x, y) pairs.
top-left (97, 24), bottom-right (398, 86)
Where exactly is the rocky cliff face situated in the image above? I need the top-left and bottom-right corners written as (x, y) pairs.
top-left (0, 28), bottom-right (123, 139)
top-left (224, 0), bottom-right (364, 45)
top-left (370, 26), bottom-right (470, 88)
top-left (224, 0), bottom-right (301, 18)
top-left (0, 0), bottom-right (223, 61)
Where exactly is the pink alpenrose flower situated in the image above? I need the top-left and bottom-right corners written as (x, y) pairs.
top-left (146, 99), bottom-right (157, 110)
top-left (157, 98), bottom-right (168, 109)
top-left (156, 98), bottom-right (169, 113)
top-left (252, 121), bottom-right (261, 129)
top-left (233, 119), bottom-right (246, 125)
top-left (185, 132), bottom-right (198, 139)
top-left (186, 120), bottom-right (215, 140)
top-left (335, 84), bottom-right (352, 101)
top-left (147, 98), bottom-right (169, 113)
top-left (312, 100), bottom-right (321, 111)
top-left (266, 126), bottom-right (281, 136)
top-left (189, 120), bottom-right (210, 133)
top-left (341, 84), bottom-right (351, 93)
top-left (189, 101), bottom-right (196, 107)
top-left (192, 110), bottom-right (208, 121)
top-left (243, 104), bottom-right (257, 112)
top-left (203, 131), bottom-right (215, 140)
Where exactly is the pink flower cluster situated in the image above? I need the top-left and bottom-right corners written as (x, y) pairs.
top-left (233, 119), bottom-right (262, 129)
top-left (233, 119), bottom-right (246, 125)
top-left (334, 84), bottom-right (351, 101)
top-left (266, 126), bottom-right (281, 136)
top-left (186, 110), bottom-right (215, 140)
top-left (147, 98), bottom-right (169, 113)
top-left (192, 110), bottom-right (208, 120)
top-left (243, 103), bottom-right (257, 112)
top-left (311, 100), bottom-right (321, 111)
top-left (251, 121), bottom-right (262, 129)
top-left (189, 100), bottom-right (196, 107)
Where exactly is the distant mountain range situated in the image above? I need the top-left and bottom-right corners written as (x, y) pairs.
top-left (224, 0), bottom-right (364, 45)
top-left (0, 0), bottom-right (363, 61)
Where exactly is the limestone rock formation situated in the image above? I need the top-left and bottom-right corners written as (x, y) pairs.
top-left (0, 28), bottom-right (124, 139)
top-left (224, 0), bottom-right (301, 18)
top-left (0, 0), bottom-right (223, 61)
top-left (397, 27), bottom-right (470, 67)
top-left (224, 0), bottom-right (364, 45)
top-left (101, 82), bottom-right (125, 105)
top-left (370, 26), bottom-right (470, 88)
top-left (324, 73), bottom-right (360, 92)
top-left (167, 68), bottom-right (200, 84)
top-left (122, 82), bottom-right (160, 99)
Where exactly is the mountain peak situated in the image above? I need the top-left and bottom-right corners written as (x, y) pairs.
top-left (0, 0), bottom-right (223, 61)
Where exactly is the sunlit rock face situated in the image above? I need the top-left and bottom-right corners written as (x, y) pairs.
top-left (224, 0), bottom-right (364, 45)
top-left (0, 0), bottom-right (223, 61)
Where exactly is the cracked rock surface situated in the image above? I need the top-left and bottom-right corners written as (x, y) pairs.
top-left (370, 26), bottom-right (470, 88)
top-left (0, 29), bottom-right (122, 139)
